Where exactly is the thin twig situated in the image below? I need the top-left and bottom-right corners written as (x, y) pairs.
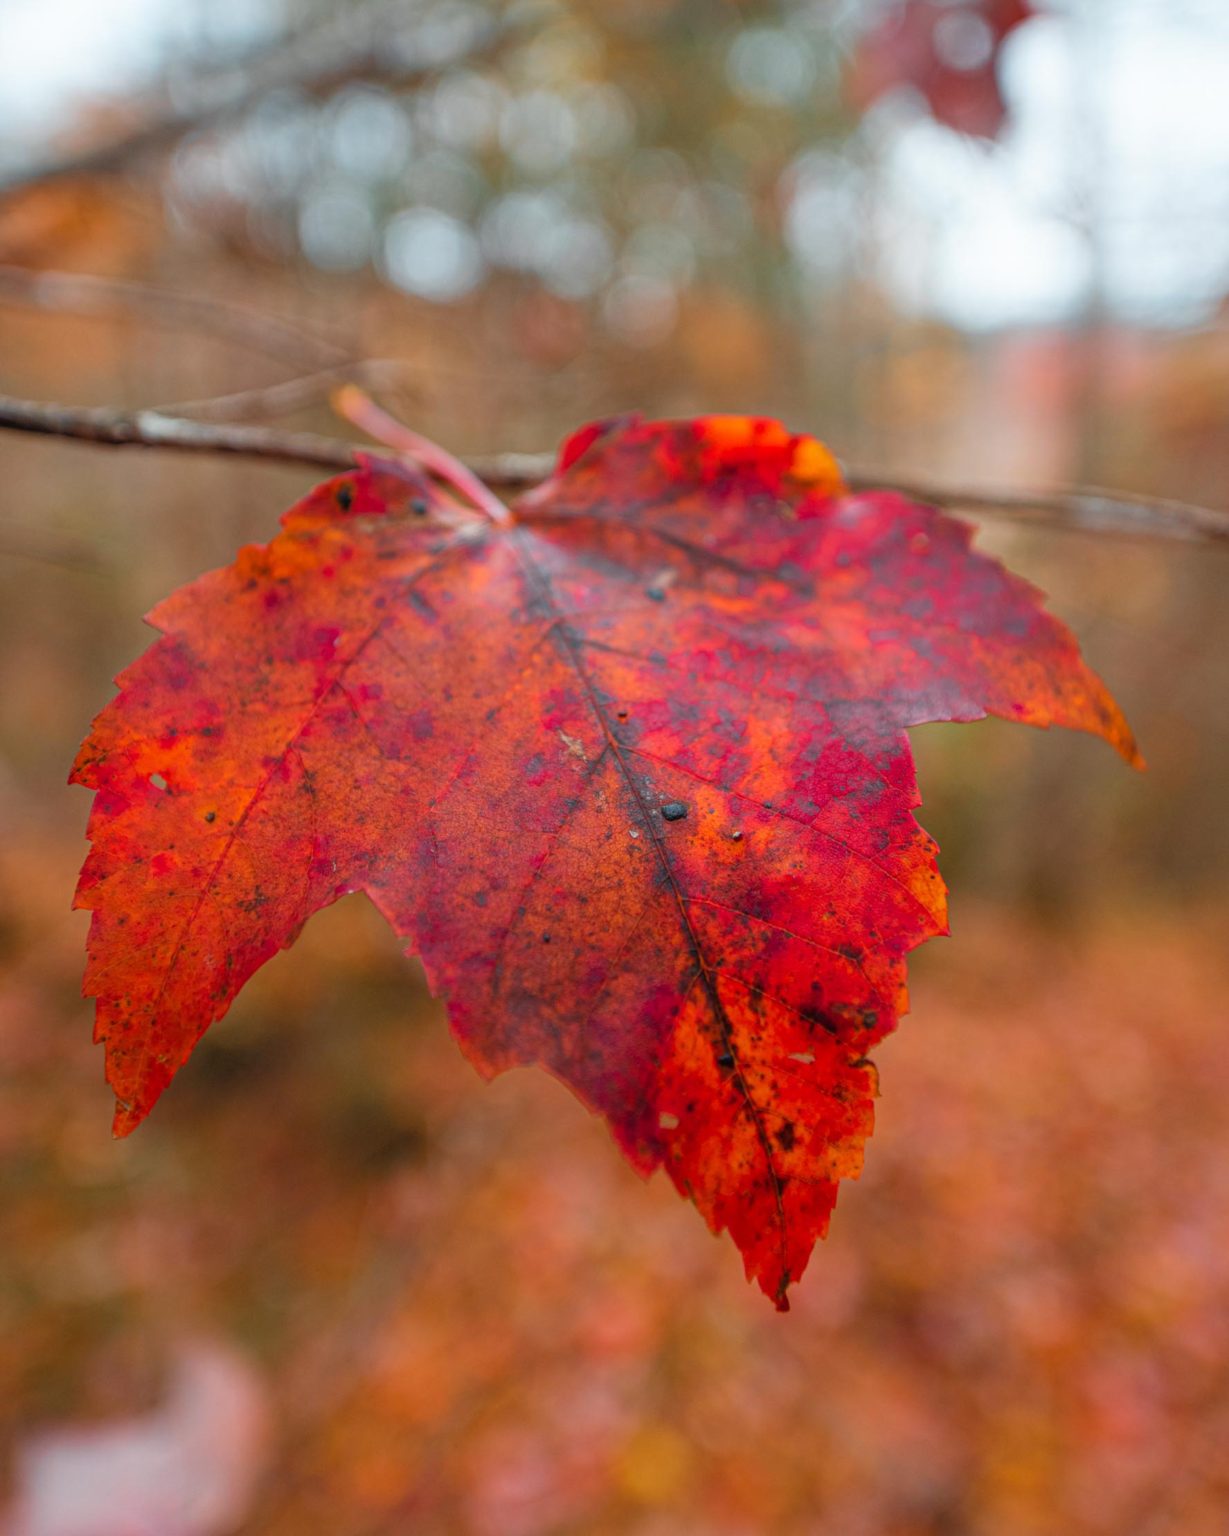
top-left (0, 395), bottom-right (360, 472)
top-left (468, 452), bottom-right (1229, 545)
top-left (0, 5), bottom-right (518, 200)
top-left (158, 359), bottom-right (422, 422)
top-left (0, 264), bottom-right (348, 369)
top-left (466, 451), bottom-right (555, 489)
top-left (844, 470), bottom-right (1229, 545)
top-left (0, 264), bottom-right (608, 390)
top-left (0, 394), bottom-right (1225, 545)
top-left (0, 528), bottom-right (108, 575)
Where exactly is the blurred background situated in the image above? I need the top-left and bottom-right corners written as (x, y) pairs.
top-left (1, 1), bottom-right (1228, 1532)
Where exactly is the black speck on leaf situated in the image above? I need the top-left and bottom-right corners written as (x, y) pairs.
top-left (661, 802), bottom-right (687, 821)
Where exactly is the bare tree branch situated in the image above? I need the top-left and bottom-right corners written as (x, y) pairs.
top-left (0, 395), bottom-right (360, 473)
top-left (466, 452), bottom-right (556, 489)
top-left (1, 392), bottom-right (1226, 545)
top-left (841, 470), bottom-right (1229, 545)
top-left (0, 5), bottom-right (520, 200)
top-left (455, 455), bottom-right (1229, 545)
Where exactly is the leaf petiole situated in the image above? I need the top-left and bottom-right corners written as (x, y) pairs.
top-left (332, 384), bottom-right (513, 527)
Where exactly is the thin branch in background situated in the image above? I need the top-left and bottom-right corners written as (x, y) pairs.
top-left (465, 453), bottom-right (1229, 545)
top-left (0, 528), bottom-right (108, 575)
top-left (157, 359), bottom-right (423, 422)
top-left (844, 470), bottom-right (1229, 545)
top-left (1, 392), bottom-right (1226, 545)
top-left (0, 3), bottom-right (522, 200)
top-left (0, 264), bottom-right (349, 370)
top-left (0, 265), bottom-right (616, 398)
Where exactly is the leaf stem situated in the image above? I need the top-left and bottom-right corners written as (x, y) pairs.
top-left (332, 385), bottom-right (513, 526)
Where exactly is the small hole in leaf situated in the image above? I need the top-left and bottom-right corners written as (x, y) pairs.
top-left (658, 1111), bottom-right (680, 1130)
top-left (789, 1052), bottom-right (815, 1065)
top-left (150, 773), bottom-right (168, 792)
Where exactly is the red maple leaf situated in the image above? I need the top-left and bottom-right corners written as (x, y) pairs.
top-left (849, 0), bottom-right (1036, 139)
top-left (71, 415), bottom-right (1137, 1308)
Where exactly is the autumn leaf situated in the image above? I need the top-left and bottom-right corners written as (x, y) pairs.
top-left (849, 0), bottom-right (1035, 140)
top-left (71, 415), bottom-right (1138, 1308)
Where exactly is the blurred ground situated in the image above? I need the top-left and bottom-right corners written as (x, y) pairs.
top-left (2, 2), bottom-right (1229, 1531)
top-left (2, 829), bottom-right (1228, 1535)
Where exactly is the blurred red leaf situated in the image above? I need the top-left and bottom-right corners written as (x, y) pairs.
top-left (71, 414), bottom-right (1136, 1307)
top-left (849, 0), bottom-right (1036, 139)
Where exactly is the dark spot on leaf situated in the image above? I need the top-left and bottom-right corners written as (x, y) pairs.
top-left (411, 498), bottom-right (429, 517)
top-left (716, 1050), bottom-right (735, 1070)
top-left (661, 802), bottom-right (687, 821)
top-left (204, 811), bottom-right (216, 823)
top-left (336, 483), bottom-right (353, 511)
